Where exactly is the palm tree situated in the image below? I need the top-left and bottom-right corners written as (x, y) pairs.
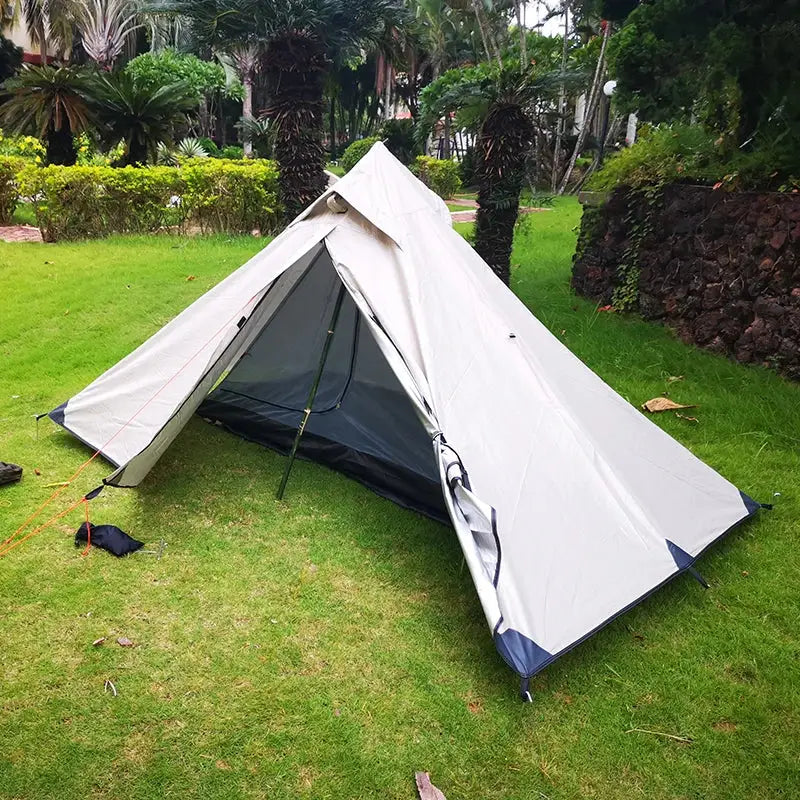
top-left (420, 61), bottom-right (565, 284)
top-left (163, 0), bottom-right (406, 219)
top-left (11, 0), bottom-right (79, 63)
top-left (0, 64), bottom-right (93, 164)
top-left (78, 0), bottom-right (142, 70)
top-left (91, 71), bottom-right (197, 165)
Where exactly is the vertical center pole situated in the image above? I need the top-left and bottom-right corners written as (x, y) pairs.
top-left (276, 281), bottom-right (347, 500)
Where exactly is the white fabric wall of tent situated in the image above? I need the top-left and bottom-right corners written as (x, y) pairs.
top-left (49, 143), bottom-right (759, 695)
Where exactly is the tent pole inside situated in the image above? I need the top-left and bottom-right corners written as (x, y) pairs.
top-left (276, 280), bottom-right (348, 500)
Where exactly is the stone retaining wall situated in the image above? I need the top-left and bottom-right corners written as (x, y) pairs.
top-left (572, 185), bottom-right (800, 379)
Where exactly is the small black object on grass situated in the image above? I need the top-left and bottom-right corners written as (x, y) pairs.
top-left (74, 522), bottom-right (144, 557)
top-left (0, 462), bottom-right (22, 486)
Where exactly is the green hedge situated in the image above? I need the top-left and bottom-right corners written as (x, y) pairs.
top-left (340, 137), bottom-right (381, 173)
top-left (411, 156), bottom-right (462, 199)
top-left (18, 159), bottom-right (280, 241)
top-left (0, 156), bottom-right (26, 224)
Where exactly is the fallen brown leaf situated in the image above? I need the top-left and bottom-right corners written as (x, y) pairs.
top-left (676, 413), bottom-right (699, 423)
top-left (186, 275), bottom-right (196, 281)
top-left (216, 760), bottom-right (231, 770)
top-left (92, 637), bottom-right (106, 647)
top-left (117, 637), bottom-right (134, 647)
top-left (712, 720), bottom-right (738, 733)
top-left (642, 397), bottom-right (697, 413)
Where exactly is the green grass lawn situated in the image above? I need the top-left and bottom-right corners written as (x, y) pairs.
top-left (1, 200), bottom-right (798, 799)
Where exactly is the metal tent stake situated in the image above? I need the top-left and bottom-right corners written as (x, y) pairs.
top-left (276, 282), bottom-right (347, 500)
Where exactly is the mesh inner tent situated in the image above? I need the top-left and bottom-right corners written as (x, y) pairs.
top-left (199, 246), bottom-right (446, 521)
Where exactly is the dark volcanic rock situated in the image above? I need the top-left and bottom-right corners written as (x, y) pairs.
top-left (572, 185), bottom-right (800, 380)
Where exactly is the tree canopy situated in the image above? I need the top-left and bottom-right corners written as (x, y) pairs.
top-left (609, 0), bottom-right (800, 156)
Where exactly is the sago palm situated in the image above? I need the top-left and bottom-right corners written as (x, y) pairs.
top-left (0, 64), bottom-right (93, 164)
top-left (420, 61), bottom-right (566, 285)
top-left (161, 0), bottom-right (406, 219)
top-left (91, 72), bottom-right (197, 165)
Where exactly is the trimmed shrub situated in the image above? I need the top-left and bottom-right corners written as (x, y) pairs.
top-left (0, 155), bottom-right (25, 223)
top-left (19, 164), bottom-right (182, 240)
top-left (411, 155), bottom-right (462, 199)
top-left (18, 159), bottom-right (281, 241)
top-left (340, 136), bottom-right (381, 173)
top-left (181, 159), bottom-right (279, 233)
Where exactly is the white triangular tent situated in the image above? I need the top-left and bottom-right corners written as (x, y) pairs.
top-left (50, 142), bottom-right (758, 688)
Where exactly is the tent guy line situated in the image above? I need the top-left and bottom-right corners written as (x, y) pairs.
top-left (43, 143), bottom-right (761, 696)
top-left (2, 289), bottom-right (265, 558)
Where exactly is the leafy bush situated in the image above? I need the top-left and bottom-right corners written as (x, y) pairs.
top-left (586, 124), bottom-right (722, 191)
top-left (458, 146), bottom-right (477, 187)
top-left (198, 137), bottom-right (220, 157)
top-left (340, 136), bottom-right (381, 172)
top-left (180, 159), bottom-right (280, 234)
top-left (411, 155), bottom-right (462, 199)
top-left (219, 145), bottom-right (244, 160)
top-left (378, 119), bottom-right (419, 165)
top-left (125, 49), bottom-right (230, 103)
top-left (0, 155), bottom-right (25, 223)
top-left (18, 159), bottom-right (281, 241)
top-left (0, 130), bottom-right (45, 161)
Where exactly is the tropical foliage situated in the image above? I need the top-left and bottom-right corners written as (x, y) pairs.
top-left (79, 0), bottom-right (141, 69)
top-left (165, 0), bottom-right (406, 219)
top-left (420, 59), bottom-right (571, 284)
top-left (90, 71), bottom-right (198, 166)
top-left (608, 0), bottom-right (800, 180)
top-left (0, 65), bottom-right (93, 165)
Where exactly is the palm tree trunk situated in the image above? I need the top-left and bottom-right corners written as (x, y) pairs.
top-left (263, 32), bottom-right (328, 221)
top-left (329, 93), bottom-right (337, 158)
top-left (474, 102), bottom-right (533, 285)
top-left (557, 19), bottom-right (611, 195)
top-left (46, 123), bottom-right (76, 165)
top-left (242, 72), bottom-right (254, 157)
top-left (38, 20), bottom-right (47, 64)
top-left (471, 0), bottom-right (500, 65)
top-left (514, 0), bottom-right (526, 68)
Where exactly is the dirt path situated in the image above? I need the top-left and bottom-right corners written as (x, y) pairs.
top-left (450, 206), bottom-right (552, 223)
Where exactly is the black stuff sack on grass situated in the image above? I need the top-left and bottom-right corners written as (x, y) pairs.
top-left (75, 522), bottom-right (144, 557)
top-left (0, 462), bottom-right (22, 486)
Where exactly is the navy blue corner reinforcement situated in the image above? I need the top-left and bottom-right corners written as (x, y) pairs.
top-left (740, 491), bottom-right (761, 516)
top-left (666, 539), bottom-right (694, 570)
top-left (494, 627), bottom-right (553, 677)
top-left (49, 401), bottom-right (67, 427)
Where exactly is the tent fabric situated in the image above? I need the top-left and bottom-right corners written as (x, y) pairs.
top-left (50, 143), bottom-right (757, 680)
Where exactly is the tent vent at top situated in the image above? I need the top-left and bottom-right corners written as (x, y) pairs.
top-left (49, 143), bottom-right (760, 690)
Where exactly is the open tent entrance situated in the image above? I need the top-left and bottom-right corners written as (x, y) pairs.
top-left (199, 243), bottom-right (447, 521)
